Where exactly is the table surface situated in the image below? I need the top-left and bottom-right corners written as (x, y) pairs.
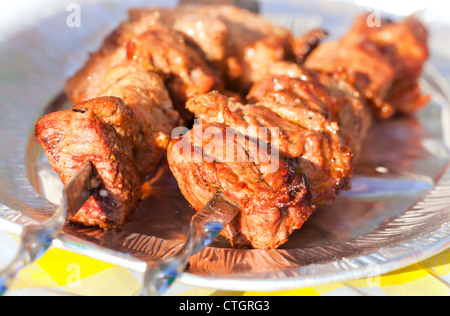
top-left (1, 230), bottom-right (449, 296)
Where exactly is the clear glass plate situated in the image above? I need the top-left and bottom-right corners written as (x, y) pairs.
top-left (0, 0), bottom-right (449, 292)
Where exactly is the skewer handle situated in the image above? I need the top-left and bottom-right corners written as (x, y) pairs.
top-left (140, 192), bottom-right (239, 296)
top-left (0, 162), bottom-right (95, 295)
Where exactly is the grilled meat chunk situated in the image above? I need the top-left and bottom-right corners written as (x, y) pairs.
top-left (367, 15), bottom-right (430, 114)
top-left (291, 28), bottom-right (328, 64)
top-left (187, 71), bottom-right (365, 206)
top-left (314, 72), bottom-right (372, 161)
top-left (35, 97), bottom-right (142, 228)
top-left (168, 123), bottom-right (315, 249)
top-left (171, 67), bottom-right (368, 247)
top-left (66, 12), bottom-right (220, 122)
top-left (247, 64), bottom-right (372, 160)
top-left (65, 13), bottom-right (162, 105)
top-left (126, 24), bottom-right (223, 120)
top-left (305, 13), bottom-right (429, 119)
top-left (98, 64), bottom-right (180, 182)
top-left (37, 62), bottom-right (181, 228)
top-left (129, 4), bottom-right (293, 93)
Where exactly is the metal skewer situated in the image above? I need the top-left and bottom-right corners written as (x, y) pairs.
top-left (0, 162), bottom-right (96, 295)
top-left (0, 160), bottom-right (239, 296)
top-left (140, 192), bottom-right (239, 296)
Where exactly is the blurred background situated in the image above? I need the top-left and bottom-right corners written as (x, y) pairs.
top-left (1, 0), bottom-right (449, 39)
top-left (0, 0), bottom-right (448, 88)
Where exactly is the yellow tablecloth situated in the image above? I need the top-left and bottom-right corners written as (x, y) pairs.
top-left (4, 245), bottom-right (449, 296)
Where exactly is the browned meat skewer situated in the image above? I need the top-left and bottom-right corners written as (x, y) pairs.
top-left (167, 13), bottom-right (429, 249)
top-left (129, 5), bottom-right (294, 94)
top-left (37, 58), bottom-right (180, 229)
top-left (99, 64), bottom-right (180, 182)
top-left (168, 69), bottom-right (365, 248)
top-left (168, 123), bottom-right (315, 249)
top-left (37, 61), bottom-right (181, 228)
top-left (36, 4), bottom-right (298, 230)
top-left (35, 5), bottom-right (429, 248)
top-left (185, 76), bottom-right (360, 206)
top-left (305, 13), bottom-right (429, 119)
top-left (66, 11), bottom-right (222, 123)
top-left (35, 97), bottom-right (143, 228)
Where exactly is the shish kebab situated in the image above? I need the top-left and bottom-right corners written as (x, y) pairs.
top-left (168, 12), bottom-right (429, 249)
top-left (35, 4), bottom-right (304, 229)
top-left (35, 5), bottom-right (429, 250)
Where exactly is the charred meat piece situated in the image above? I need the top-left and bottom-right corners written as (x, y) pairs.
top-left (66, 11), bottom-right (220, 122)
top-left (98, 63), bottom-right (180, 182)
top-left (168, 123), bottom-right (315, 249)
top-left (130, 4), bottom-right (293, 93)
top-left (37, 62), bottom-right (180, 228)
top-left (187, 69), bottom-right (365, 206)
top-left (247, 64), bottom-right (372, 161)
top-left (305, 34), bottom-right (395, 118)
top-left (247, 74), bottom-right (362, 204)
top-left (65, 12), bottom-right (163, 105)
top-left (187, 92), bottom-right (310, 159)
top-left (367, 15), bottom-right (430, 114)
top-left (305, 13), bottom-right (429, 119)
top-left (314, 72), bottom-right (372, 161)
top-left (170, 70), bottom-right (366, 247)
top-left (291, 28), bottom-right (328, 64)
top-left (35, 97), bottom-right (142, 229)
top-left (126, 24), bottom-right (223, 120)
